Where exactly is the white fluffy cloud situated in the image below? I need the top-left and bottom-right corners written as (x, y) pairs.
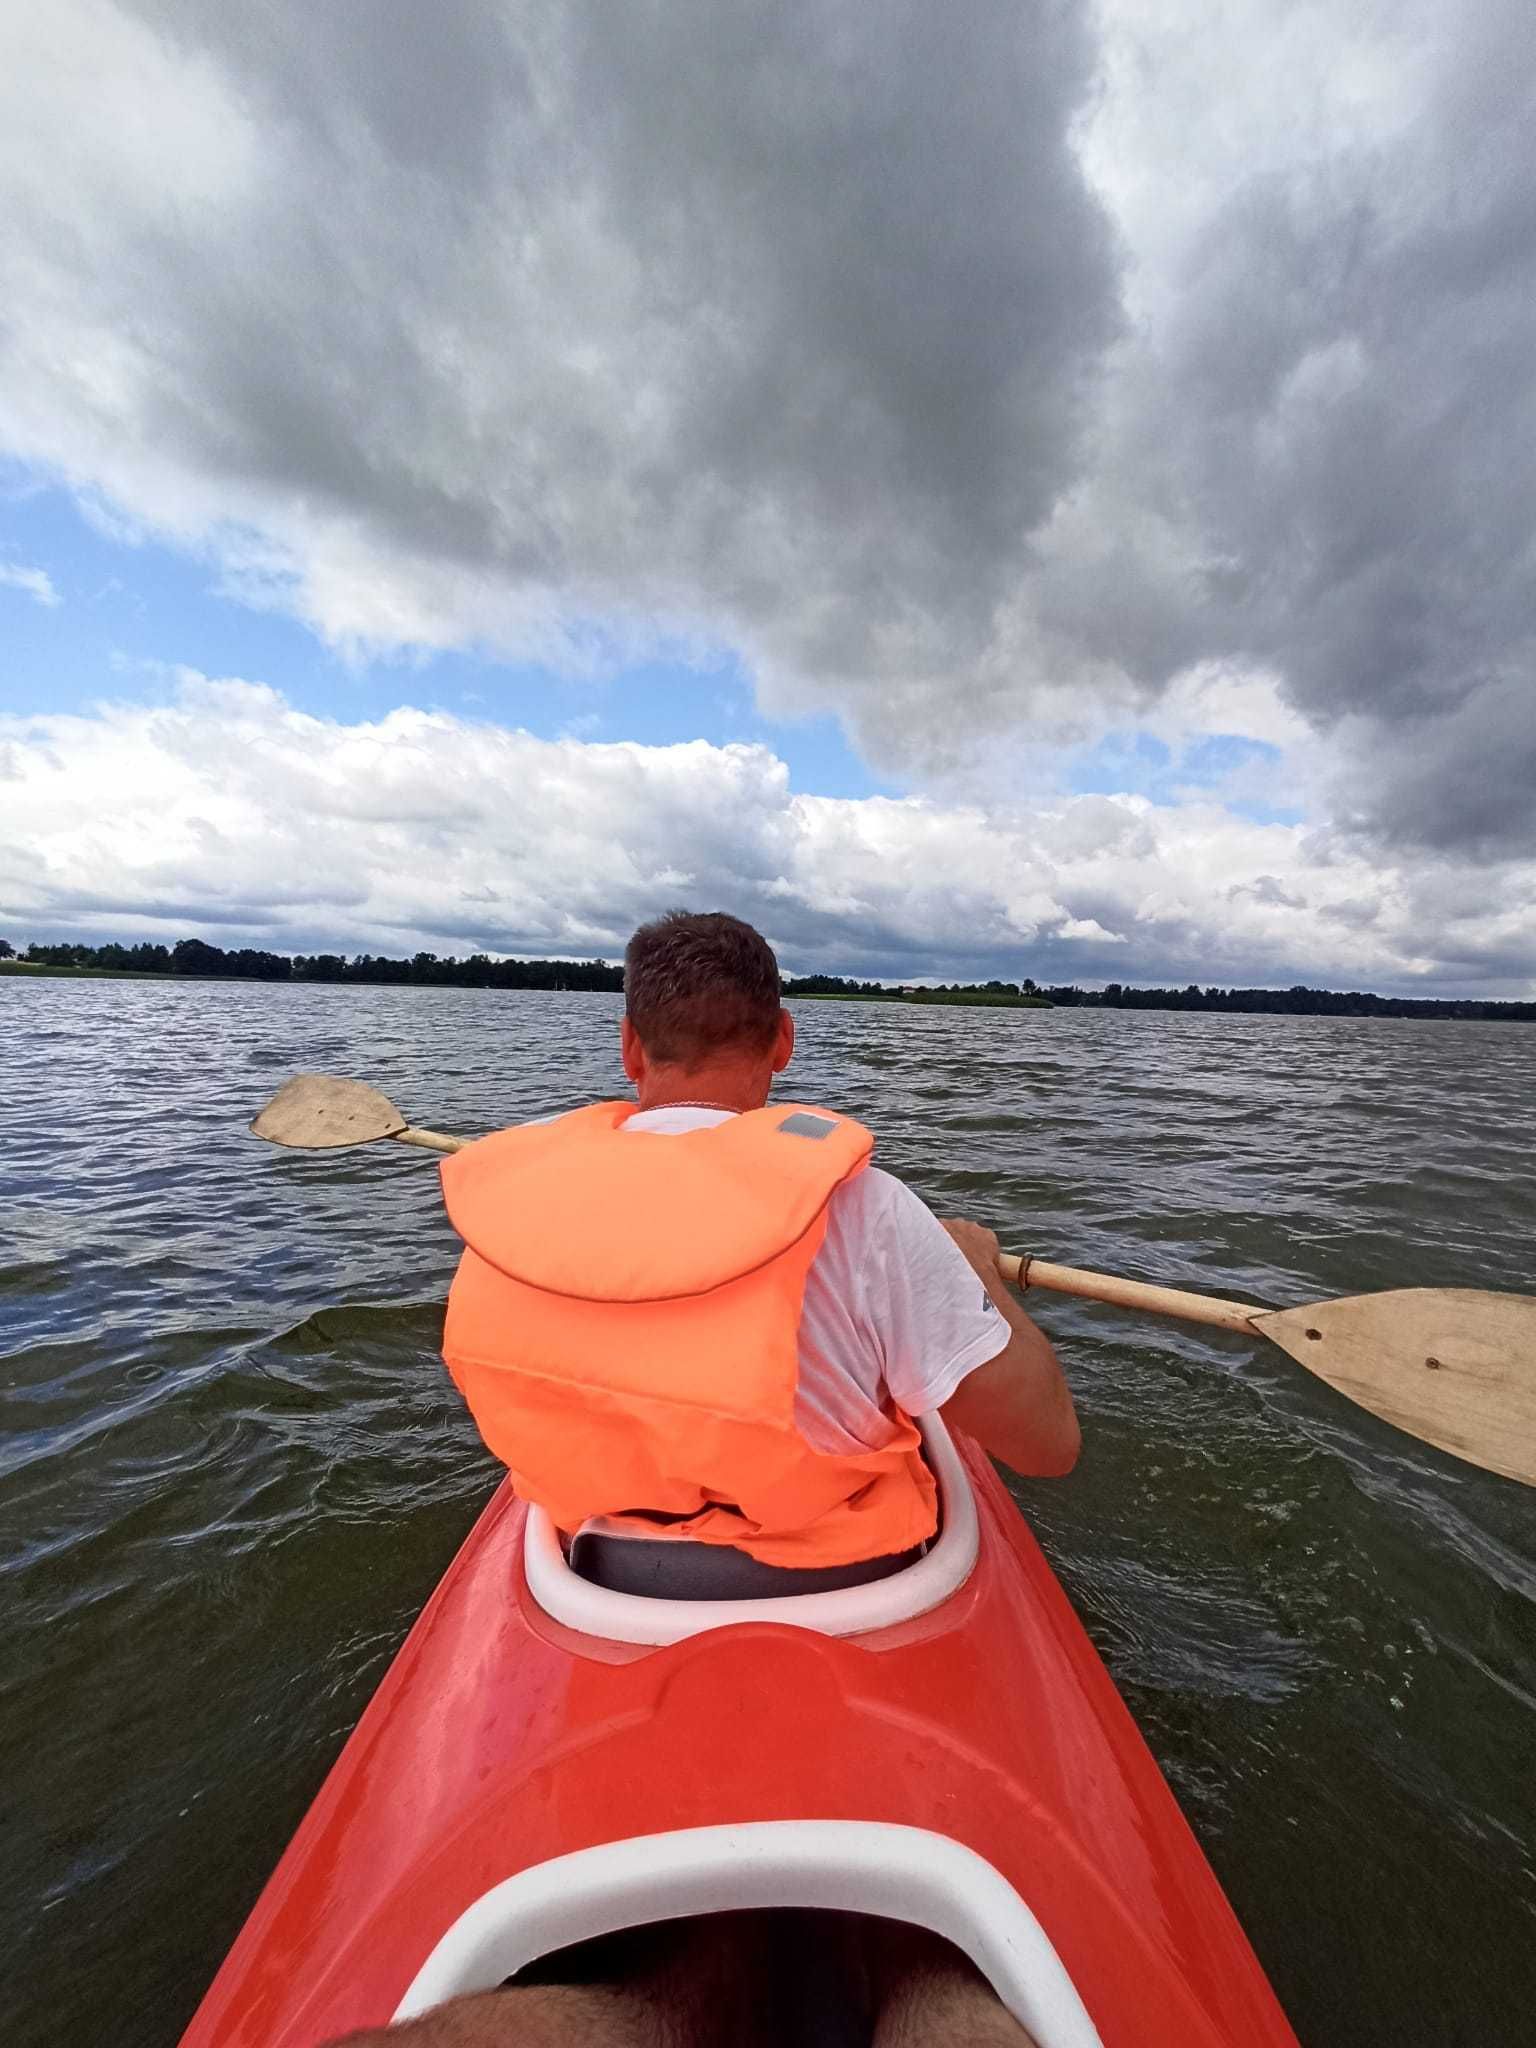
top-left (0, 563), bottom-right (60, 608)
top-left (3, 679), bottom-right (1532, 993)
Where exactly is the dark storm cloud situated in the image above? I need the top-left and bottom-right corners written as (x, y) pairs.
top-left (94, 0), bottom-right (1121, 686)
top-left (1082, 1), bottom-right (1536, 854)
top-left (124, 0), bottom-right (528, 182)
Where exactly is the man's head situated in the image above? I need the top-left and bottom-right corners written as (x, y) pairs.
top-left (621, 911), bottom-right (794, 1106)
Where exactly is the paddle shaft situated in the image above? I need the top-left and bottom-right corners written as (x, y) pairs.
top-left (394, 1126), bottom-right (469, 1153)
top-left (380, 1122), bottom-right (1264, 1330)
top-left (386, 1122), bottom-right (1264, 1325)
top-left (998, 1254), bottom-right (1266, 1334)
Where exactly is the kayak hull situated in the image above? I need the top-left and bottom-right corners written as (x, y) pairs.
top-left (179, 1439), bottom-right (1298, 2046)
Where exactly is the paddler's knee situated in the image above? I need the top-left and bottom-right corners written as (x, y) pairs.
top-left (321, 1982), bottom-right (678, 2047)
top-left (865, 1922), bottom-right (1040, 2047)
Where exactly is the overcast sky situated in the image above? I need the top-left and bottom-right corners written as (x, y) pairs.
top-left (2, 1), bottom-right (1532, 992)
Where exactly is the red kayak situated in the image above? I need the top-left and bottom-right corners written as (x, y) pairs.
top-left (180, 1420), bottom-right (1299, 2046)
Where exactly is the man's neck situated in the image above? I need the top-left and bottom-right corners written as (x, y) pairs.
top-left (634, 1066), bottom-right (771, 1114)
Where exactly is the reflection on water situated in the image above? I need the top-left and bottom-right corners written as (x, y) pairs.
top-left (3, 979), bottom-right (1534, 2046)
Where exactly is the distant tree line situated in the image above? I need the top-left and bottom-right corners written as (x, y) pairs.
top-left (783, 972), bottom-right (1536, 1020)
top-left (8, 936), bottom-right (625, 989)
top-left (784, 974), bottom-right (1027, 997)
top-left (4, 936), bottom-right (1533, 1019)
top-left (1024, 978), bottom-right (1536, 1021)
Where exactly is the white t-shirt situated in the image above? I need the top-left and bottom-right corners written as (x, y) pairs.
top-left (622, 1106), bottom-right (1008, 1454)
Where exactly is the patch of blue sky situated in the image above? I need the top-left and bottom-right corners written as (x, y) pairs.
top-left (1067, 726), bottom-right (1291, 812)
top-left (1224, 797), bottom-right (1307, 826)
top-left (0, 476), bottom-right (889, 797)
top-left (0, 474), bottom-right (328, 715)
top-left (1179, 733), bottom-right (1284, 784)
top-left (1065, 729), bottom-right (1172, 797)
top-left (421, 645), bottom-right (892, 797)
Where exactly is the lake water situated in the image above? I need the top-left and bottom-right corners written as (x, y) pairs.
top-left (3, 979), bottom-right (1534, 2046)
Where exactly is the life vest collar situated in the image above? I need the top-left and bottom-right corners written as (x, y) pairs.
top-left (439, 1101), bottom-right (873, 1303)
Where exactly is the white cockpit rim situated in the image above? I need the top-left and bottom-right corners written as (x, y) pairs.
top-left (522, 1414), bottom-right (979, 1645)
top-left (393, 1820), bottom-right (1103, 2047)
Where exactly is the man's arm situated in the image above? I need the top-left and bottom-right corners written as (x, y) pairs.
top-left (937, 1220), bottom-right (1080, 1477)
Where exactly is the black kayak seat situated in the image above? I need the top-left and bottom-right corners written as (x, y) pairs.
top-left (524, 1416), bottom-right (976, 1645)
top-left (568, 1527), bottom-right (926, 1600)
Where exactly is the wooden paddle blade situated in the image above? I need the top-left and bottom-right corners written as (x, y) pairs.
top-left (249, 1074), bottom-right (408, 1150)
top-left (1253, 1289), bottom-right (1536, 1487)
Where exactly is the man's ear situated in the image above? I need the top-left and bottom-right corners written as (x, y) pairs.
top-left (620, 1015), bottom-right (645, 1086)
top-left (771, 1006), bottom-right (795, 1074)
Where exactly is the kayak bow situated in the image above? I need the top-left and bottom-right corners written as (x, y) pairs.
top-left (179, 1421), bottom-right (1298, 2047)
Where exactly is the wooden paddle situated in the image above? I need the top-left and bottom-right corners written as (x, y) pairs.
top-left (250, 1074), bottom-right (1536, 1488)
top-left (251, 1073), bottom-right (469, 1154)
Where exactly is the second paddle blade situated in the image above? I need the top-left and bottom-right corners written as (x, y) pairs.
top-left (1255, 1288), bottom-right (1536, 1488)
top-left (250, 1074), bottom-right (408, 1150)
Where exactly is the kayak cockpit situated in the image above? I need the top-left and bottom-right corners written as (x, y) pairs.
top-left (393, 1821), bottom-right (1103, 2047)
top-left (501, 1910), bottom-right (1033, 2045)
top-left (524, 1415), bottom-right (979, 1644)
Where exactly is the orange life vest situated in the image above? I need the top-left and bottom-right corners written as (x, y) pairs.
top-left (439, 1102), bottom-right (939, 1567)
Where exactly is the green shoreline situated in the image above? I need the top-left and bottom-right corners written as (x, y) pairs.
top-left (1, 960), bottom-right (171, 979)
top-left (792, 988), bottom-right (1052, 1008)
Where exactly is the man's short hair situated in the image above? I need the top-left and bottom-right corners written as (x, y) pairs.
top-left (625, 911), bottom-right (782, 1066)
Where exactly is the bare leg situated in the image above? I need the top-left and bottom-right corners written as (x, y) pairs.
top-left (867, 1924), bottom-right (1039, 2048)
top-left (325, 1983), bottom-right (681, 2047)
top-left (323, 1914), bottom-right (763, 2048)
top-left (324, 1913), bottom-right (1040, 2046)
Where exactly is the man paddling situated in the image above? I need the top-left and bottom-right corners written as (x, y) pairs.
top-left (437, 909), bottom-right (1080, 1585)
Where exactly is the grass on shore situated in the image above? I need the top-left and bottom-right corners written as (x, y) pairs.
top-left (0, 960), bottom-right (170, 979)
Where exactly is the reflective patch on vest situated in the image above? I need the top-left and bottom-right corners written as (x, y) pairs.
top-left (777, 1111), bottom-right (838, 1139)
